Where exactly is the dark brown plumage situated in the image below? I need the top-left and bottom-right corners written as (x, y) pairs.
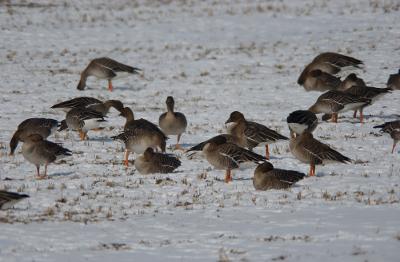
top-left (374, 121), bottom-right (400, 153)
top-left (0, 191), bottom-right (29, 210)
top-left (135, 148), bottom-right (181, 174)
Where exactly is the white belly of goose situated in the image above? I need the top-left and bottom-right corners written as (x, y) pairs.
top-left (82, 119), bottom-right (104, 132)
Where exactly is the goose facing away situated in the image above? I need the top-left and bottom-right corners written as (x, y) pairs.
top-left (374, 121), bottom-right (400, 153)
top-left (22, 134), bottom-right (72, 179)
top-left (58, 107), bottom-right (106, 140)
top-left (159, 96), bottom-right (188, 149)
top-left (112, 127), bottom-right (167, 167)
top-left (387, 69), bottom-right (400, 90)
top-left (77, 57), bottom-right (141, 91)
top-left (135, 147), bottom-right (181, 174)
top-left (298, 52), bottom-right (363, 86)
top-left (286, 110), bottom-right (318, 138)
top-left (202, 136), bottom-right (266, 183)
top-left (0, 191), bottom-right (29, 210)
top-left (51, 97), bottom-right (124, 116)
top-left (253, 162), bottom-right (306, 190)
top-left (308, 90), bottom-right (370, 123)
top-left (225, 111), bottom-right (288, 159)
top-left (10, 118), bottom-right (59, 155)
top-left (289, 131), bottom-right (351, 176)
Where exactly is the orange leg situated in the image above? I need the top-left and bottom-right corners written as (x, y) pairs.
top-left (359, 109), bottom-right (364, 124)
top-left (79, 130), bottom-right (87, 140)
top-left (35, 165), bottom-right (41, 178)
top-left (331, 113), bottom-right (338, 123)
top-left (265, 144), bottom-right (270, 160)
top-left (353, 110), bottom-right (357, 118)
top-left (392, 141), bottom-right (398, 154)
top-left (224, 169), bottom-right (232, 183)
top-left (175, 134), bottom-right (184, 150)
top-left (309, 164), bottom-right (315, 176)
top-left (124, 149), bottom-right (130, 167)
top-left (108, 79), bottom-right (113, 92)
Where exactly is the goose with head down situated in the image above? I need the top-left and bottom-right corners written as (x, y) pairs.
top-left (374, 120), bottom-right (400, 153)
top-left (51, 96), bottom-right (124, 116)
top-left (77, 57), bottom-right (141, 91)
top-left (135, 147), bottom-right (181, 174)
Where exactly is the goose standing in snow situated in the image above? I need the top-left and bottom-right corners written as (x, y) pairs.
top-left (374, 121), bottom-right (400, 153)
top-left (159, 96), bottom-right (187, 150)
top-left (22, 134), bottom-right (72, 179)
top-left (77, 57), bottom-right (141, 91)
top-left (202, 136), bottom-right (266, 183)
top-left (225, 111), bottom-right (288, 159)
top-left (58, 107), bottom-right (106, 140)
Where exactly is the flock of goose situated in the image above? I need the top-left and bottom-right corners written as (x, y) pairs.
top-left (1, 54), bottom-right (399, 209)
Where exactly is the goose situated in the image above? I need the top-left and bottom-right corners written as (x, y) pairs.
top-left (289, 131), bottom-right (351, 176)
top-left (10, 118), bottom-right (59, 155)
top-left (308, 90), bottom-right (370, 123)
top-left (58, 107), bottom-right (106, 140)
top-left (77, 57), bottom-right (141, 91)
top-left (51, 97), bottom-right (124, 116)
top-left (202, 136), bottom-right (266, 183)
top-left (298, 69), bottom-right (342, 92)
top-left (253, 162), bottom-right (306, 190)
top-left (112, 125), bottom-right (167, 167)
top-left (225, 111), bottom-right (288, 159)
top-left (135, 147), bottom-right (181, 174)
top-left (22, 134), bottom-right (72, 179)
top-left (159, 96), bottom-right (188, 149)
top-left (298, 52), bottom-right (363, 87)
top-left (374, 121), bottom-right (400, 153)
top-left (0, 191), bottom-right (29, 210)
top-left (337, 73), bottom-right (366, 92)
top-left (286, 110), bottom-right (318, 138)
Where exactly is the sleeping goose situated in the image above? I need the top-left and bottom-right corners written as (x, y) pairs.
top-left (22, 134), bottom-right (72, 179)
top-left (225, 111), bottom-right (288, 159)
top-left (202, 136), bottom-right (266, 183)
top-left (77, 57), bottom-right (141, 91)
top-left (0, 191), bottom-right (29, 210)
top-left (159, 96), bottom-right (188, 149)
top-left (10, 118), bottom-right (59, 155)
top-left (253, 162), bottom-right (306, 190)
top-left (51, 97), bottom-right (124, 116)
top-left (289, 131), bottom-right (351, 176)
top-left (58, 107), bottom-right (106, 140)
top-left (374, 120), bottom-right (400, 153)
top-left (135, 147), bottom-right (181, 174)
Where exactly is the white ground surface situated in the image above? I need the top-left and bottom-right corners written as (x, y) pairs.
top-left (0, 0), bottom-right (399, 261)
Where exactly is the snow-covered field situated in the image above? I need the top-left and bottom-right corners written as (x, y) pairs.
top-left (0, 0), bottom-right (399, 261)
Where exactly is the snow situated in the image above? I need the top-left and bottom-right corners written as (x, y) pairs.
top-left (0, 0), bottom-right (399, 261)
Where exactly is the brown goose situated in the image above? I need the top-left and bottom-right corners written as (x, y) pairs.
top-left (308, 90), bottom-right (370, 123)
top-left (0, 191), bottom-right (29, 210)
top-left (374, 121), bottom-right (400, 153)
top-left (202, 136), bottom-right (266, 183)
top-left (135, 148), bottom-right (181, 174)
top-left (58, 107), bottom-right (106, 140)
top-left (289, 131), bottom-right (351, 176)
top-left (286, 110), bottom-right (318, 138)
top-left (22, 134), bottom-right (72, 179)
top-left (51, 97), bottom-right (124, 116)
top-left (225, 111), bottom-right (288, 159)
top-left (77, 57), bottom-right (141, 91)
top-left (119, 107), bottom-right (163, 133)
top-left (112, 123), bottom-right (167, 167)
top-left (299, 69), bottom-right (342, 92)
top-left (387, 69), bottom-right (400, 90)
top-left (253, 162), bottom-right (306, 190)
top-left (298, 52), bottom-right (363, 87)
top-left (159, 96), bottom-right (188, 149)
top-left (344, 85), bottom-right (391, 123)
top-left (337, 73), bottom-right (366, 91)
top-left (10, 118), bottom-right (59, 155)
